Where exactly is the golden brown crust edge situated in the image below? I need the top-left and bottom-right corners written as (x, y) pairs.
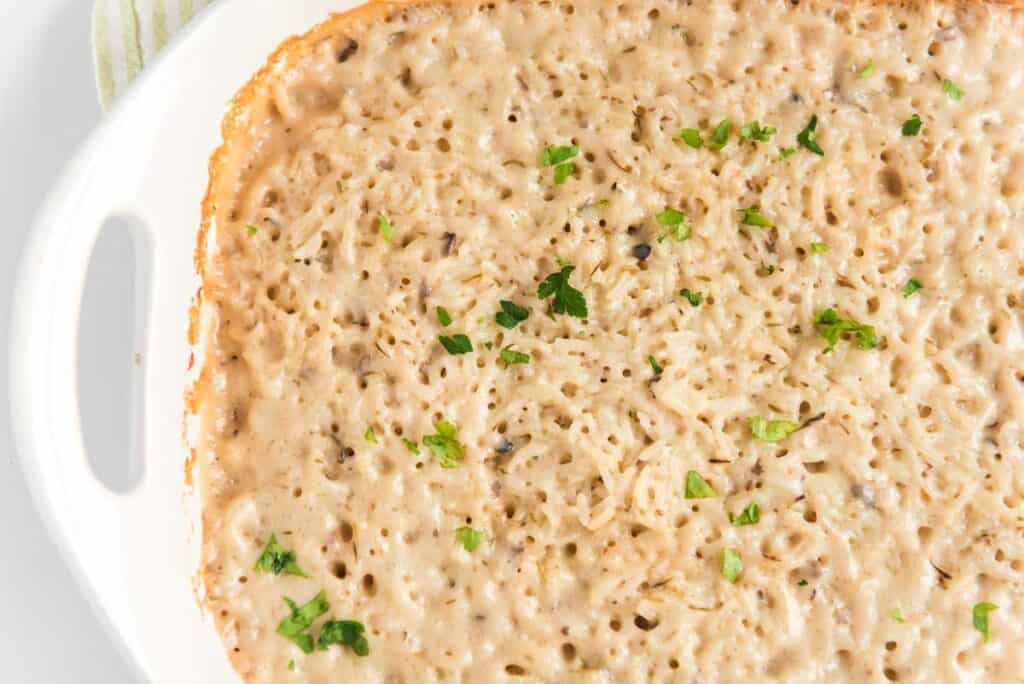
top-left (184, 0), bottom-right (1024, 677)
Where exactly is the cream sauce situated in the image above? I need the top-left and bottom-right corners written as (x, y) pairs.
top-left (192, 0), bottom-right (1024, 681)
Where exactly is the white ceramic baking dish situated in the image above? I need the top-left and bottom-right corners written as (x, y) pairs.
top-left (9, 1), bottom-right (358, 680)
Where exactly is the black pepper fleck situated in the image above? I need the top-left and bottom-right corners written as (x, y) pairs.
top-left (632, 243), bottom-right (652, 261)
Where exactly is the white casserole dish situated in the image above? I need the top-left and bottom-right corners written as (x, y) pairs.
top-left (9, 1), bottom-right (359, 680)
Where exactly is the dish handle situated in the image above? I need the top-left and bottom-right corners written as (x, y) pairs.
top-left (9, 135), bottom-right (156, 662)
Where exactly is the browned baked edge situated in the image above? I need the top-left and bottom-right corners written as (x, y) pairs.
top-left (183, 0), bottom-right (1023, 676)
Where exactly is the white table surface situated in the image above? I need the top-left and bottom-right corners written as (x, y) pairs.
top-left (1, 1), bottom-right (144, 680)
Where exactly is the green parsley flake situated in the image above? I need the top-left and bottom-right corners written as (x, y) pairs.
top-left (277, 591), bottom-right (329, 654)
top-left (436, 307), bottom-right (453, 327)
top-left (656, 207), bottom-right (692, 243)
top-left (247, 225), bottom-right (259, 235)
top-left (288, 660), bottom-right (295, 671)
top-left (484, 341), bottom-right (494, 350)
top-left (860, 60), bottom-right (876, 78)
top-left (730, 502), bottom-right (761, 527)
top-left (891, 607), bottom-right (906, 623)
top-left (678, 128), bottom-right (703, 149)
top-left (255, 534), bottom-right (307, 577)
top-left (814, 308), bottom-right (878, 352)
top-left (495, 300), bottom-right (530, 329)
top-left (537, 264), bottom-right (588, 318)
top-left (500, 347), bottom-right (531, 364)
top-left (553, 162), bottom-right (576, 185)
top-left (739, 206), bottom-right (774, 228)
top-left (423, 421), bottom-right (466, 469)
top-left (749, 416), bottom-right (800, 443)
top-left (679, 288), bottom-right (703, 307)
top-left (685, 470), bottom-right (717, 499)
top-left (648, 355), bottom-right (664, 376)
top-left (903, 278), bottom-right (923, 298)
top-left (810, 242), bottom-right (828, 254)
top-left (455, 526), bottom-right (484, 552)
top-left (709, 119), bottom-right (731, 150)
top-left (379, 212), bottom-right (394, 243)
top-left (403, 438), bottom-right (421, 455)
top-left (439, 334), bottom-right (473, 355)
top-left (542, 145), bottom-right (579, 167)
top-left (317, 619), bottom-right (370, 657)
top-left (902, 114), bottom-right (923, 137)
top-left (543, 145), bottom-right (579, 186)
top-left (798, 578), bottom-right (809, 586)
top-left (740, 121), bottom-right (777, 142)
top-left (722, 547), bottom-right (743, 583)
top-left (797, 115), bottom-right (825, 156)
top-left (779, 147), bottom-right (797, 160)
top-left (656, 207), bottom-right (691, 242)
top-left (973, 602), bottom-right (998, 641)
top-left (364, 426), bottom-right (377, 443)
top-left (943, 78), bottom-right (963, 101)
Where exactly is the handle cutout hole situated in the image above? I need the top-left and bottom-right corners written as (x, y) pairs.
top-left (77, 214), bottom-right (151, 493)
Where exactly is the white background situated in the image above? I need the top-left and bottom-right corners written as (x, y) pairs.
top-left (2, 0), bottom-right (138, 680)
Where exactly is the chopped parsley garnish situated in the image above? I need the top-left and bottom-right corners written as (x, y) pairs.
top-left (542, 145), bottom-right (579, 166)
top-left (749, 416), bottom-right (800, 443)
top-left (553, 162), bottom-right (576, 184)
top-left (679, 288), bottom-right (703, 307)
top-left (495, 300), bottom-right (530, 329)
top-left (277, 591), bottom-right (329, 654)
top-left (973, 602), bottom-right (997, 641)
top-left (942, 78), bottom-right (963, 101)
top-left (255, 534), bottom-right (307, 577)
top-left (814, 308), bottom-right (878, 352)
top-left (730, 502), bottom-right (760, 527)
top-left (797, 115), bottom-right (825, 156)
top-left (500, 347), bottom-right (530, 364)
top-left (709, 119), bottom-right (731, 150)
top-left (722, 547), bottom-right (743, 583)
top-left (903, 278), bottom-right (923, 298)
top-left (685, 471), bottom-right (717, 499)
top-left (288, 660), bottom-right (295, 671)
top-left (484, 342), bottom-right (494, 350)
top-left (247, 224), bottom-right (259, 235)
top-left (537, 264), bottom-right (588, 318)
top-left (403, 438), bottom-right (421, 455)
top-left (379, 212), bottom-right (394, 243)
top-left (678, 128), bottom-right (703, 148)
top-left (364, 427), bottom-right (377, 443)
top-left (439, 334), bottom-right (473, 355)
top-left (739, 206), bottom-right (774, 228)
top-left (779, 147), bottom-right (797, 160)
top-left (740, 121), bottom-right (777, 142)
top-left (543, 145), bottom-right (579, 185)
top-left (423, 420), bottom-right (466, 468)
top-left (317, 620), bottom-right (370, 656)
top-left (648, 355), bottom-right (663, 376)
top-left (436, 307), bottom-right (453, 327)
top-left (810, 242), bottom-right (828, 254)
top-left (656, 207), bottom-right (691, 242)
top-left (860, 60), bottom-right (876, 78)
top-left (891, 607), bottom-right (906, 623)
top-left (455, 526), bottom-right (484, 552)
top-left (902, 114), bottom-right (922, 137)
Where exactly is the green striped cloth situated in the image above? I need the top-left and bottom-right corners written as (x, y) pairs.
top-left (92, 0), bottom-right (215, 109)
